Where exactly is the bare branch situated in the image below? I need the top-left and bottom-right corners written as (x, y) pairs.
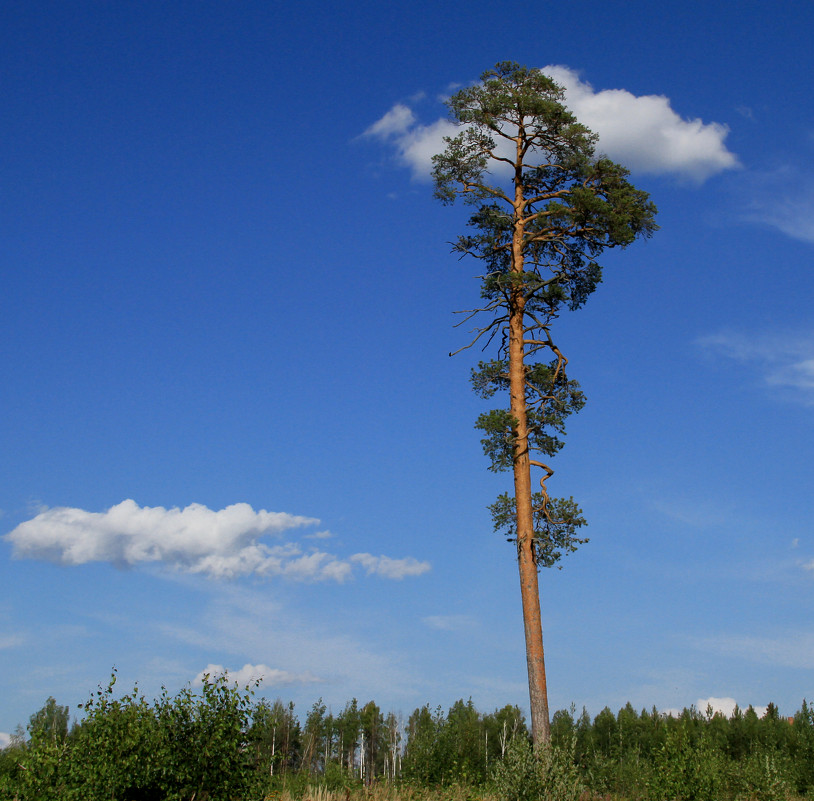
top-left (449, 314), bottom-right (508, 356)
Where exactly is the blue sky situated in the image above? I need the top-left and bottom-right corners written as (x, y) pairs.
top-left (2, 0), bottom-right (814, 742)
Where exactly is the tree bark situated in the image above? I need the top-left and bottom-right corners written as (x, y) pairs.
top-left (510, 148), bottom-right (551, 746)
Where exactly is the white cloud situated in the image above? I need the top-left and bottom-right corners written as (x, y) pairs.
top-left (697, 330), bottom-right (814, 404)
top-left (365, 65), bottom-right (738, 182)
top-left (365, 103), bottom-right (416, 138)
top-left (696, 696), bottom-right (738, 717)
top-left (661, 698), bottom-right (768, 718)
top-left (543, 66), bottom-right (738, 181)
top-left (304, 530), bottom-right (333, 540)
top-left (194, 662), bottom-right (323, 688)
top-left (0, 732), bottom-right (10, 750)
top-left (350, 552), bottom-right (431, 579)
top-left (699, 697), bottom-right (769, 717)
top-left (363, 112), bottom-right (458, 179)
top-left (4, 500), bottom-right (429, 582)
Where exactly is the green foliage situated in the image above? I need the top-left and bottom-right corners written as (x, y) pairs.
top-left (248, 698), bottom-right (301, 777)
top-left (8, 681), bottom-right (814, 800)
top-left (301, 697), bottom-right (328, 774)
top-left (8, 669), bottom-right (258, 801)
top-left (471, 359), bottom-right (586, 476)
top-left (360, 700), bottom-right (387, 782)
top-left (646, 725), bottom-right (726, 801)
top-left (488, 492), bottom-right (587, 568)
top-left (67, 673), bottom-right (161, 800)
top-left (438, 699), bottom-right (485, 785)
top-left (491, 735), bottom-right (583, 801)
top-left (403, 705), bottom-right (447, 785)
top-left (434, 62), bottom-right (657, 313)
top-left (735, 750), bottom-right (792, 801)
top-left (154, 671), bottom-right (258, 800)
top-left (11, 698), bottom-right (72, 800)
top-left (28, 697), bottom-right (69, 745)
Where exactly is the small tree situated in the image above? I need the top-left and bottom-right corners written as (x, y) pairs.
top-left (28, 697), bottom-right (69, 746)
top-left (433, 62), bottom-right (657, 745)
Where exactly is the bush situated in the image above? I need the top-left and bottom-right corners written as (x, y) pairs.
top-left (734, 750), bottom-right (791, 801)
top-left (10, 670), bottom-right (258, 801)
top-left (646, 727), bottom-right (725, 801)
top-left (491, 736), bottom-right (583, 801)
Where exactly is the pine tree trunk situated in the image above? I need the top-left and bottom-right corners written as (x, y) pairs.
top-left (510, 160), bottom-right (551, 746)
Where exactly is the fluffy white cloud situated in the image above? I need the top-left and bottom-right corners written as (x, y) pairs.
top-left (350, 552), bottom-right (431, 579)
top-left (544, 66), bottom-right (738, 181)
top-left (697, 330), bottom-right (814, 404)
top-left (365, 103), bottom-right (416, 138)
top-left (696, 697), bottom-right (738, 717)
top-left (194, 662), bottom-right (323, 688)
top-left (4, 500), bottom-right (430, 582)
top-left (365, 66), bottom-right (738, 182)
top-left (0, 732), bottom-right (10, 750)
top-left (698, 697), bottom-right (768, 717)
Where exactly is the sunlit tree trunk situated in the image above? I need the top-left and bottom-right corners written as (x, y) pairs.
top-left (509, 142), bottom-right (550, 745)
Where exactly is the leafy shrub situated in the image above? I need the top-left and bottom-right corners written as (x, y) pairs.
top-left (66, 674), bottom-right (162, 800)
top-left (154, 671), bottom-right (257, 800)
top-left (734, 750), bottom-right (791, 801)
top-left (491, 735), bottom-right (583, 801)
top-left (9, 669), bottom-right (258, 801)
top-left (646, 726), bottom-right (725, 801)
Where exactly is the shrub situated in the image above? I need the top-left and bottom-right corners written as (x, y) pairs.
top-left (646, 726), bottom-right (725, 801)
top-left (491, 736), bottom-right (583, 801)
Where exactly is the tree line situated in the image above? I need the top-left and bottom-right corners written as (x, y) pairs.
top-left (2, 671), bottom-right (814, 800)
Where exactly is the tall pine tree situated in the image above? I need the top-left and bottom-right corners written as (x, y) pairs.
top-left (433, 62), bottom-right (657, 745)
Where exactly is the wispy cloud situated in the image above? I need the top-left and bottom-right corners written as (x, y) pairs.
top-left (740, 165), bottom-right (814, 244)
top-left (350, 552), bottom-right (431, 579)
top-left (193, 662), bottom-right (324, 688)
top-left (4, 500), bottom-right (430, 582)
top-left (304, 530), bottom-right (333, 540)
top-left (648, 496), bottom-right (735, 530)
top-left (700, 631), bottom-right (814, 669)
top-left (422, 614), bottom-right (476, 631)
top-left (697, 330), bottom-right (814, 404)
top-left (164, 585), bottom-right (425, 702)
top-left (0, 634), bottom-right (25, 650)
top-left (365, 65), bottom-right (738, 182)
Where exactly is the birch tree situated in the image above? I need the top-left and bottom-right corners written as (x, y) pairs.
top-left (433, 62), bottom-right (657, 745)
